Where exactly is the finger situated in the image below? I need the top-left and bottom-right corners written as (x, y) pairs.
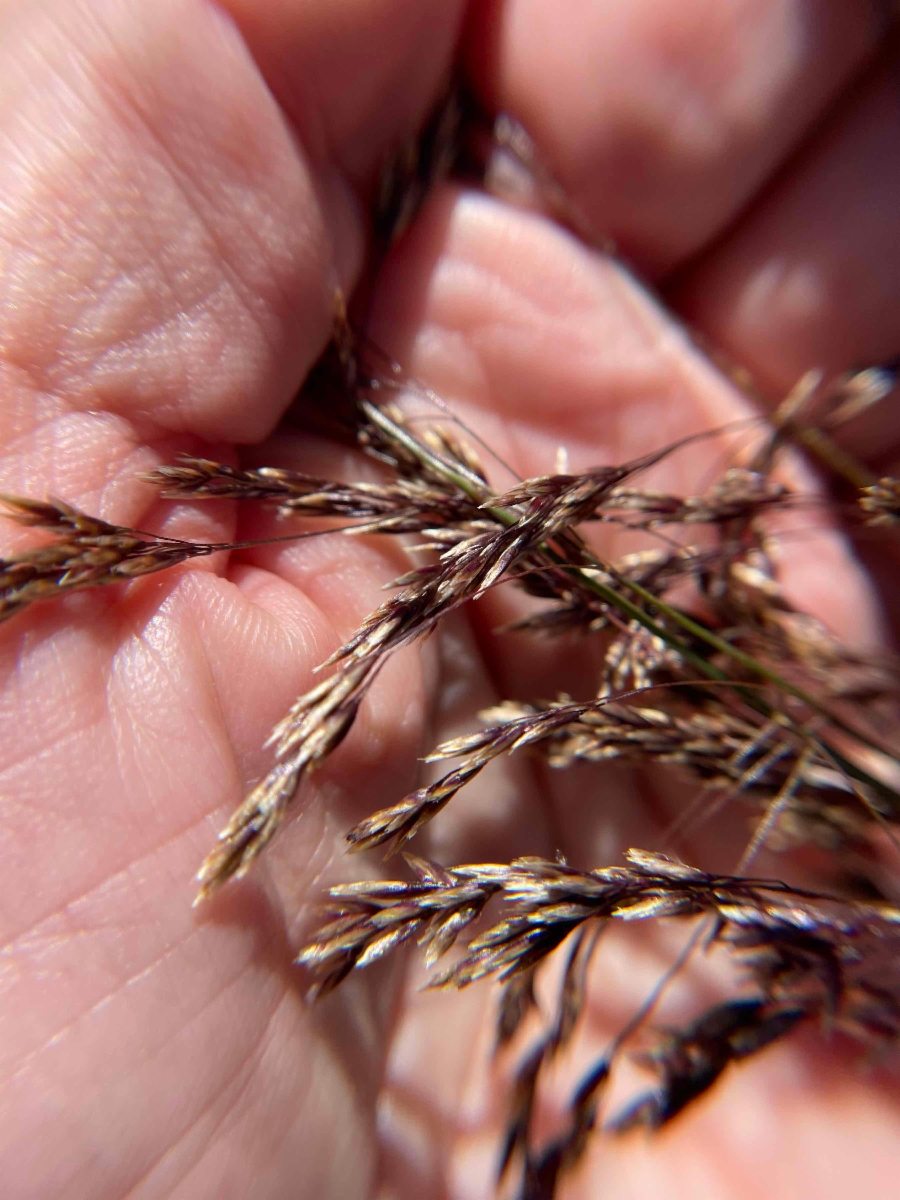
top-left (0, 560), bottom-right (402, 1198)
top-left (366, 186), bottom-right (882, 649)
top-left (574, 1032), bottom-right (900, 1200)
top-left (223, 0), bottom-right (465, 187)
top-left (363, 187), bottom-right (887, 910)
top-left (465, 0), bottom-right (886, 274)
top-left (0, 0), bottom-right (464, 448)
top-left (365, 182), bottom-right (887, 890)
top-left (362, 190), bottom-right (892, 1195)
top-left (670, 49), bottom-right (900, 461)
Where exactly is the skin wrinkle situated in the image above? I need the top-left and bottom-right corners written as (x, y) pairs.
top-left (88, 94), bottom-right (285, 374)
top-left (372, 192), bottom-right (742, 437)
top-left (467, 0), bottom-right (883, 273)
top-left (5, 901), bottom-right (175, 1006)
top-left (118, 986), bottom-right (296, 1200)
top-left (93, 438), bottom-right (185, 528)
top-left (124, 1041), bottom-right (275, 1197)
top-left (117, 14), bottom-right (352, 428)
top-left (130, 984), bottom-right (366, 1200)
top-left (4, 612), bottom-right (111, 714)
top-left (0, 771), bottom-right (223, 949)
top-left (188, 570), bottom-right (319, 712)
top-left (192, 562), bottom-right (416, 795)
top-left (9, 962), bottom-right (286, 1200)
top-left (0, 337), bottom-right (61, 419)
top-left (47, 900), bottom-right (281, 1077)
top-left (0, 2), bottom-right (338, 443)
top-left (0, 0), bottom-right (358, 337)
top-left (11, 933), bottom-right (202, 1082)
top-left (0, 383), bottom-right (188, 502)
top-left (67, 287), bottom-right (216, 438)
top-left (108, 662), bottom-right (220, 833)
top-left (112, 591), bottom-right (226, 759)
top-left (0, 412), bottom-right (124, 502)
top-left (101, 576), bottom-right (268, 802)
top-left (0, 584), bottom-right (254, 942)
top-left (186, 589), bottom-right (256, 769)
top-left (0, 391), bottom-right (214, 541)
top-left (3, 916), bottom-right (284, 1192)
top-left (0, 367), bottom-right (68, 447)
top-left (0, 719), bottom-right (108, 815)
top-left (0, 18), bottom-right (105, 190)
top-left (672, 50), bottom-right (900, 415)
top-left (154, 566), bottom-right (420, 888)
top-left (91, 0), bottom-right (332, 327)
top-left (0, 45), bottom-right (155, 381)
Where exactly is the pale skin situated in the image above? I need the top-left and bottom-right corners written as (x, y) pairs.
top-left (1, 1), bottom-right (899, 1197)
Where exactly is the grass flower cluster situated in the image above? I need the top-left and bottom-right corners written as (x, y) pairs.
top-left (2, 99), bottom-right (899, 1199)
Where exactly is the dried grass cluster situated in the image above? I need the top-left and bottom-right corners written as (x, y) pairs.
top-left (3, 97), bottom-right (900, 1199)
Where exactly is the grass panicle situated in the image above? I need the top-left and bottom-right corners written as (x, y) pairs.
top-left (4, 103), bottom-right (900, 1198)
top-left (6, 366), bottom-right (900, 1191)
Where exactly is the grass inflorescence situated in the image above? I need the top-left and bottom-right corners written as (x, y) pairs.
top-left (3, 99), bottom-right (900, 1200)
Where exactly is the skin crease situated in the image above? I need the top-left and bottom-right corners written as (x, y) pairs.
top-left (0, 2), bottom-right (897, 1199)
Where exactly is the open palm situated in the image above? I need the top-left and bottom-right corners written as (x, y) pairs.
top-left (1, 2), bottom-right (899, 1198)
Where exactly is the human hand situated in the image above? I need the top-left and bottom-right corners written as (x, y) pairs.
top-left (0, 2), bottom-right (898, 1198)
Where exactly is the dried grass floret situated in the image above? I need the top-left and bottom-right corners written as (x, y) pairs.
top-left (301, 848), bottom-right (900, 993)
top-left (0, 496), bottom-right (219, 622)
top-left (600, 467), bottom-right (789, 528)
top-left (345, 696), bottom-right (865, 856)
top-left (296, 854), bottom-right (508, 998)
top-left (301, 846), bottom-right (900, 1195)
top-left (148, 454), bottom-right (486, 537)
top-left (861, 477), bottom-right (900, 525)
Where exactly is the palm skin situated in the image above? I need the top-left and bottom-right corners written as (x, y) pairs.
top-left (0, 2), bottom-right (899, 1198)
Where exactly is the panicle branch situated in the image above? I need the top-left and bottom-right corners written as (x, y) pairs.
top-left (132, 345), bottom-right (900, 1196)
top-left (301, 846), bottom-right (900, 1004)
top-left (344, 694), bottom-right (872, 856)
top-left (0, 496), bottom-right (217, 623)
top-left (147, 454), bottom-right (486, 537)
top-left (301, 845), bottom-right (900, 1194)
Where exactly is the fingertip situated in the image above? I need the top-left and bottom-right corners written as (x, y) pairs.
top-left (464, 0), bottom-right (883, 274)
top-left (220, 0), bottom-right (468, 185)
